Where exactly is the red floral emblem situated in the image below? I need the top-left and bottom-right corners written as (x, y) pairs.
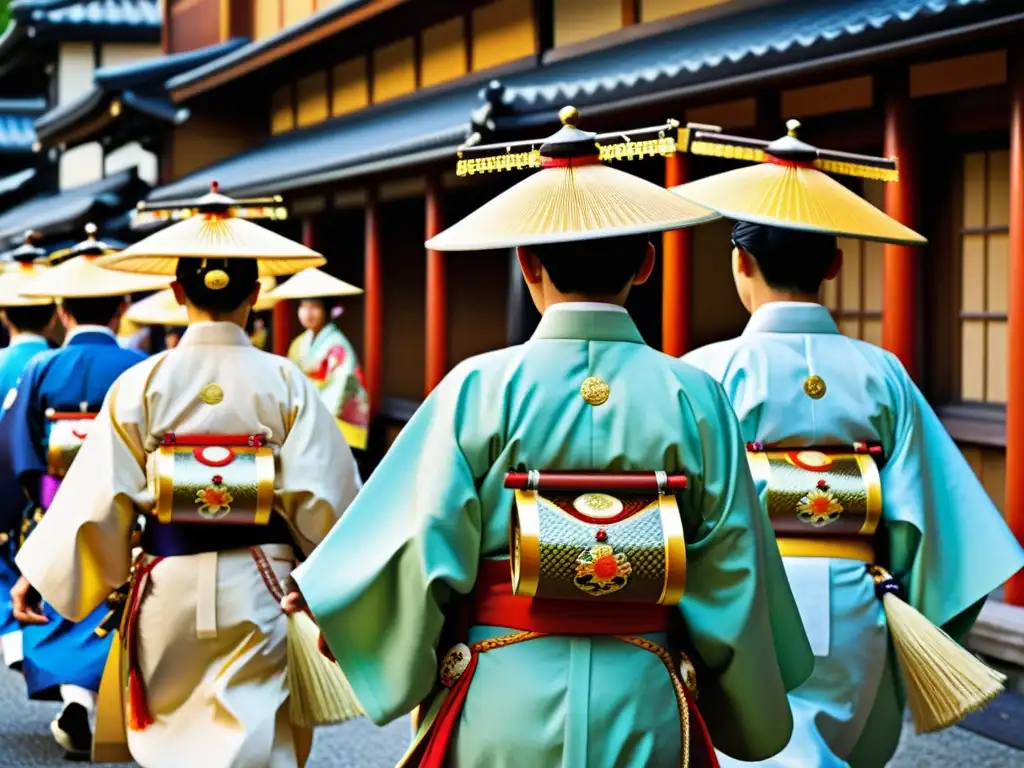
top-left (574, 544), bottom-right (632, 597)
top-left (196, 476), bottom-right (233, 519)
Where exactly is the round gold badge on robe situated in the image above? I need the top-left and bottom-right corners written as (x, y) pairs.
top-left (803, 375), bottom-right (827, 400)
top-left (200, 383), bottom-right (224, 405)
top-left (580, 376), bottom-right (610, 406)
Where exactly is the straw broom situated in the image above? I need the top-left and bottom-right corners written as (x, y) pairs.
top-left (870, 566), bottom-right (1006, 733)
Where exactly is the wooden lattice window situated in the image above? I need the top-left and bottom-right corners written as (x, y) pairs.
top-left (820, 180), bottom-right (884, 345)
top-left (959, 150), bottom-right (1009, 404)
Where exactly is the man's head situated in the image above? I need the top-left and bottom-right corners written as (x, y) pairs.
top-left (1, 304), bottom-right (56, 336)
top-left (730, 221), bottom-right (842, 313)
top-left (516, 234), bottom-right (656, 312)
top-left (297, 298), bottom-right (329, 333)
top-left (58, 296), bottom-right (127, 331)
top-left (171, 257), bottom-right (260, 325)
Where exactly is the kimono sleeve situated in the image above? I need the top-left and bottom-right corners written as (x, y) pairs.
top-left (0, 361), bottom-right (47, 531)
top-left (275, 367), bottom-right (361, 556)
top-left (294, 365), bottom-right (482, 725)
top-left (881, 353), bottom-right (1024, 641)
top-left (15, 379), bottom-right (145, 622)
top-left (679, 377), bottom-right (813, 761)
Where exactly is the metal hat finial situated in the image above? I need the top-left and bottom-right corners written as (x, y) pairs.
top-left (559, 105), bottom-right (579, 127)
top-left (84, 222), bottom-right (97, 237)
top-left (786, 119), bottom-right (801, 137)
top-left (210, 180), bottom-right (220, 194)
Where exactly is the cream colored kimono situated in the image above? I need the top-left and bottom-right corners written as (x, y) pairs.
top-left (16, 322), bottom-right (360, 768)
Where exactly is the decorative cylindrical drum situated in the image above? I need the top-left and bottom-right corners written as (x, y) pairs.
top-left (153, 435), bottom-right (274, 525)
top-left (506, 470), bottom-right (687, 605)
top-left (47, 412), bottom-right (97, 478)
top-left (746, 448), bottom-right (882, 537)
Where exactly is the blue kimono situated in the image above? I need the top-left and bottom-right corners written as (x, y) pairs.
top-left (0, 326), bottom-right (145, 700)
top-left (684, 302), bottom-right (1024, 767)
top-left (0, 333), bottom-right (52, 661)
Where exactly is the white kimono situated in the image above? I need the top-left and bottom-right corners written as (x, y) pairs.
top-left (16, 322), bottom-right (361, 768)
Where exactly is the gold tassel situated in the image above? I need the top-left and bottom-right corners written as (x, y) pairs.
top-left (870, 566), bottom-right (1006, 733)
top-left (286, 610), bottom-right (364, 728)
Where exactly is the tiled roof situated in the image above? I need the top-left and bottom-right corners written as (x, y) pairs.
top-left (12, 0), bottom-right (160, 31)
top-left (35, 40), bottom-right (248, 146)
top-left (500, 0), bottom-right (996, 112)
top-left (0, 98), bottom-right (45, 153)
top-left (0, 168), bottom-right (146, 244)
top-left (149, 83), bottom-right (479, 201)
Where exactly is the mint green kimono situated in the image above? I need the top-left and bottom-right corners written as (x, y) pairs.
top-left (684, 302), bottom-right (1024, 768)
top-left (295, 304), bottom-right (813, 766)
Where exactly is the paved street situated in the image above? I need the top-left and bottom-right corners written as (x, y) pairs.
top-left (0, 663), bottom-right (1020, 766)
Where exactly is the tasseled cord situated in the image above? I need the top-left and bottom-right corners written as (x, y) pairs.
top-left (870, 565), bottom-right (1006, 733)
top-left (127, 667), bottom-right (155, 730)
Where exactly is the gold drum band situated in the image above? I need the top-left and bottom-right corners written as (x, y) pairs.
top-left (510, 488), bottom-right (686, 605)
top-left (46, 415), bottom-right (97, 478)
top-left (777, 537), bottom-right (876, 563)
top-left (153, 444), bottom-right (274, 525)
top-left (747, 450), bottom-right (882, 538)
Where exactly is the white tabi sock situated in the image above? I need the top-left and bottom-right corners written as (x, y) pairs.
top-left (59, 684), bottom-right (97, 716)
top-left (0, 631), bottom-right (22, 667)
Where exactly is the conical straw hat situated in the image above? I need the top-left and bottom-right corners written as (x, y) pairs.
top-left (19, 225), bottom-right (172, 299)
top-left (0, 232), bottom-right (53, 307)
top-left (425, 106), bottom-right (717, 252)
top-left (267, 268), bottom-right (362, 301)
top-left (0, 263), bottom-right (54, 307)
top-left (672, 120), bottom-right (926, 246)
top-left (125, 277), bottom-right (279, 326)
top-left (98, 183), bottom-right (325, 277)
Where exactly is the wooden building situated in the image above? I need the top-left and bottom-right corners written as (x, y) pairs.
top-left (0, 0), bottom-right (163, 248)
top-left (148, 0), bottom-right (1024, 599)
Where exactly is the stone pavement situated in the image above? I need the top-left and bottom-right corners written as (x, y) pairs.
top-left (0, 663), bottom-right (1020, 766)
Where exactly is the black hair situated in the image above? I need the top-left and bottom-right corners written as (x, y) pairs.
top-left (527, 234), bottom-right (650, 296)
top-left (175, 257), bottom-right (258, 314)
top-left (62, 296), bottom-right (126, 326)
top-left (3, 304), bottom-right (56, 333)
top-left (732, 221), bottom-right (837, 294)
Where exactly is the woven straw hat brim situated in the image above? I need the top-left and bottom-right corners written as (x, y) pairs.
top-left (19, 257), bottom-right (172, 299)
top-left (98, 216), bottom-right (326, 277)
top-left (671, 164), bottom-right (926, 246)
top-left (425, 163), bottom-right (719, 252)
top-left (125, 277), bottom-right (279, 326)
top-left (267, 268), bottom-right (363, 300)
top-left (0, 266), bottom-right (55, 307)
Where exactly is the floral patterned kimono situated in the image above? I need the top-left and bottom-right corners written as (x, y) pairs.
top-left (287, 324), bottom-right (369, 450)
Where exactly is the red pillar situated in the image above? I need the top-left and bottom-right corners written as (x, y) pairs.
top-left (882, 82), bottom-right (918, 379)
top-left (662, 152), bottom-right (693, 356)
top-left (425, 176), bottom-right (447, 394)
top-left (1004, 59), bottom-right (1024, 605)
top-left (364, 190), bottom-right (383, 416)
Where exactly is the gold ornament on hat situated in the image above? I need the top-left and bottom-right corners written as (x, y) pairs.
top-left (97, 182), bottom-right (324, 277)
top-left (427, 105), bottom-right (717, 252)
top-left (671, 120), bottom-right (926, 245)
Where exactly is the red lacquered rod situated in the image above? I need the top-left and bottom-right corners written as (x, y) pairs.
top-left (746, 441), bottom-right (883, 455)
top-left (47, 412), bottom-right (97, 421)
top-left (162, 433), bottom-right (267, 447)
top-left (504, 471), bottom-right (687, 492)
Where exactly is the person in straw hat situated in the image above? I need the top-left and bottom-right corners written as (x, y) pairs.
top-left (0, 223), bottom-right (169, 759)
top-left (0, 232), bottom-right (56, 675)
top-left (266, 268), bottom-right (368, 451)
top-left (674, 120), bottom-right (1024, 768)
top-left (8, 184), bottom-right (361, 768)
top-left (285, 106), bottom-right (814, 768)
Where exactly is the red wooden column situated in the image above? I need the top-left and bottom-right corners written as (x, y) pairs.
top-left (882, 81), bottom-right (918, 379)
top-left (662, 152), bottom-right (693, 357)
top-left (425, 175), bottom-right (447, 394)
top-left (364, 190), bottom-right (383, 416)
top-left (1004, 58), bottom-right (1024, 605)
